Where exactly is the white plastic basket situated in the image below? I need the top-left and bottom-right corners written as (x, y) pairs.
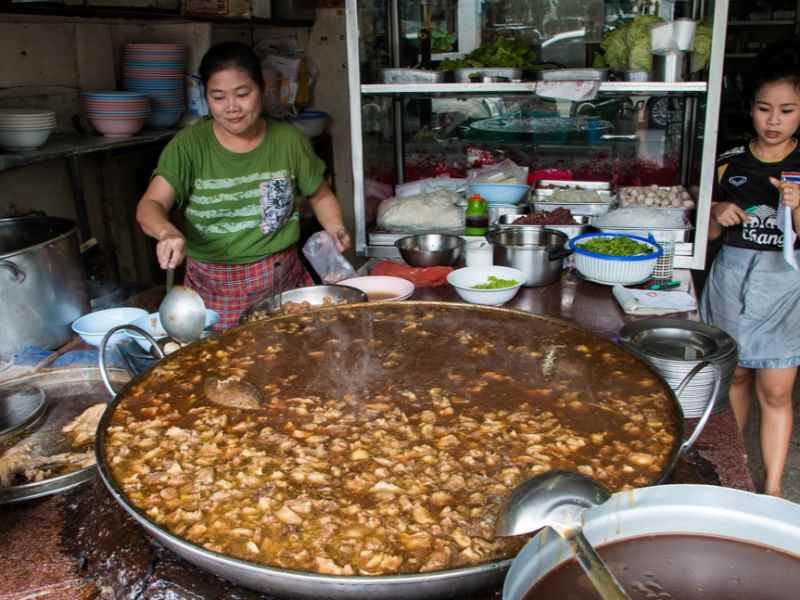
top-left (570, 233), bottom-right (662, 285)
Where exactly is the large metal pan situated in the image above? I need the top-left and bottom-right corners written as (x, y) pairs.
top-left (95, 301), bottom-right (715, 600)
top-left (503, 484), bottom-right (800, 600)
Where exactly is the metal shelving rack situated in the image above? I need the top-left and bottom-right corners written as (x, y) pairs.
top-left (346, 0), bottom-right (730, 269)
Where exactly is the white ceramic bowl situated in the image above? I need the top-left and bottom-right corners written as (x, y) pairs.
top-left (0, 126), bottom-right (54, 151)
top-left (71, 307), bottom-right (149, 347)
top-left (337, 276), bottom-right (415, 302)
top-left (128, 310), bottom-right (220, 351)
top-left (447, 266), bottom-right (525, 306)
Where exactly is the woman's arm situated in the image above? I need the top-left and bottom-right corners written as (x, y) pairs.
top-left (136, 175), bottom-right (186, 269)
top-left (308, 181), bottom-right (352, 252)
top-left (708, 200), bottom-right (747, 240)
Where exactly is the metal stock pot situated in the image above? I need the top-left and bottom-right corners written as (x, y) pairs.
top-left (0, 216), bottom-right (88, 355)
top-left (503, 484), bottom-right (800, 600)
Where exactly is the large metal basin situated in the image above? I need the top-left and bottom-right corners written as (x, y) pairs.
top-left (96, 302), bottom-right (709, 599)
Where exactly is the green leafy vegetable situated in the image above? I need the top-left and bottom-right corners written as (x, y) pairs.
top-left (438, 38), bottom-right (537, 71)
top-left (472, 276), bottom-right (520, 289)
top-left (578, 237), bottom-right (655, 257)
top-left (598, 15), bottom-right (664, 72)
top-left (691, 22), bottom-right (712, 72)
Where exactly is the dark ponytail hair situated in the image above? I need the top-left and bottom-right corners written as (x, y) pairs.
top-left (750, 41), bottom-right (800, 102)
top-left (199, 41), bottom-right (265, 92)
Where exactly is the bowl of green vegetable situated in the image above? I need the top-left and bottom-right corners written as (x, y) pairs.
top-left (570, 232), bottom-right (662, 285)
top-left (447, 266), bottom-right (525, 306)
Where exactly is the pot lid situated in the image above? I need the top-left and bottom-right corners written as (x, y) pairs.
top-left (619, 318), bottom-right (737, 363)
top-left (0, 384), bottom-right (46, 438)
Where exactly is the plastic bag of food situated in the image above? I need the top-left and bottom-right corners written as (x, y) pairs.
top-left (467, 159), bottom-right (528, 184)
top-left (376, 190), bottom-right (464, 231)
top-left (302, 231), bottom-right (357, 284)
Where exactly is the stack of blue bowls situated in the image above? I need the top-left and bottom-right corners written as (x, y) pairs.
top-left (123, 43), bottom-right (186, 129)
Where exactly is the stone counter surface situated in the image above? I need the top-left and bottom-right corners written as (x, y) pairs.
top-left (0, 271), bottom-right (754, 599)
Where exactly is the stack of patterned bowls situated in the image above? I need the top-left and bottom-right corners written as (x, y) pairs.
top-left (83, 91), bottom-right (150, 138)
top-left (0, 109), bottom-right (56, 152)
top-left (122, 43), bottom-right (186, 129)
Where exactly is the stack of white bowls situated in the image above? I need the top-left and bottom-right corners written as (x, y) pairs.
top-left (0, 109), bottom-right (56, 152)
top-left (122, 43), bottom-right (186, 129)
top-left (619, 318), bottom-right (738, 418)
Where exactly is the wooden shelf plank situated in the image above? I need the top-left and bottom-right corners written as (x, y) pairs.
top-left (0, 129), bottom-right (176, 173)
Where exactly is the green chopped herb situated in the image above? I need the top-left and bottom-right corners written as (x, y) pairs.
top-left (578, 237), bottom-right (654, 256)
top-left (472, 276), bottom-right (520, 289)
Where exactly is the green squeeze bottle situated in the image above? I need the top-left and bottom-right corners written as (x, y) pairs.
top-left (465, 194), bottom-right (489, 236)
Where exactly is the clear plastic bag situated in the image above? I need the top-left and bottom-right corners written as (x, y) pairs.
top-left (467, 159), bottom-right (528, 185)
top-left (302, 231), bottom-right (357, 284)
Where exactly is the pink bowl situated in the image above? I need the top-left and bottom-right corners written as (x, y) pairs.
top-left (89, 116), bottom-right (146, 138)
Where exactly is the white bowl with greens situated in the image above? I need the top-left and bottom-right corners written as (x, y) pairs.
top-left (447, 266), bottom-right (525, 306)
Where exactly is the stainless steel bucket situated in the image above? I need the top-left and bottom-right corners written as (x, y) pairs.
top-left (487, 228), bottom-right (571, 287)
top-left (0, 216), bottom-right (89, 355)
top-left (503, 484), bottom-right (800, 600)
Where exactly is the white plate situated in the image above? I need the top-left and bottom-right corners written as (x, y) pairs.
top-left (337, 276), bottom-right (415, 302)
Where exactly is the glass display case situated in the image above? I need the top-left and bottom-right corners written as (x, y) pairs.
top-left (345, 0), bottom-right (729, 269)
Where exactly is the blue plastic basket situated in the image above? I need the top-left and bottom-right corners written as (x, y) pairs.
top-left (569, 232), bottom-right (662, 284)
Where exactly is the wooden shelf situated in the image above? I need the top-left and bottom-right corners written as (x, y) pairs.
top-left (0, 129), bottom-right (175, 173)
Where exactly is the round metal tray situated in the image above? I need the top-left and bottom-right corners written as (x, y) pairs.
top-left (0, 367), bottom-right (129, 504)
top-left (619, 318), bottom-right (737, 363)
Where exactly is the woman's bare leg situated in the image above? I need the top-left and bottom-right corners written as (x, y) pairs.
top-left (728, 366), bottom-right (754, 433)
top-left (754, 367), bottom-right (798, 497)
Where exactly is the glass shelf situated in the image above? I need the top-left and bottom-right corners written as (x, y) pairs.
top-left (361, 82), bottom-right (709, 95)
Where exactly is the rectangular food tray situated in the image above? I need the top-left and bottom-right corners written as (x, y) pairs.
top-left (380, 69), bottom-right (445, 83)
top-left (537, 179), bottom-right (612, 191)
top-left (531, 201), bottom-right (615, 217)
top-left (539, 68), bottom-right (609, 81)
top-left (534, 188), bottom-right (614, 201)
top-left (453, 68), bottom-right (523, 83)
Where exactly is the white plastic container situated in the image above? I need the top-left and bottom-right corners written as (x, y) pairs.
top-left (465, 239), bottom-right (493, 267)
top-left (673, 18), bottom-right (698, 52)
top-left (650, 21), bottom-right (675, 52)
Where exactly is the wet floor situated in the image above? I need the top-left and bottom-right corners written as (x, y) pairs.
top-left (742, 380), bottom-right (800, 503)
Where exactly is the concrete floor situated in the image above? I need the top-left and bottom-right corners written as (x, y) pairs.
top-left (742, 380), bottom-right (800, 502)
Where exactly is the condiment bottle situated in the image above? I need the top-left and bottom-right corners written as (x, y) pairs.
top-left (464, 194), bottom-right (489, 236)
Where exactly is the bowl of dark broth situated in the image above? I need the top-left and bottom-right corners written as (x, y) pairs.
top-left (503, 485), bottom-right (800, 600)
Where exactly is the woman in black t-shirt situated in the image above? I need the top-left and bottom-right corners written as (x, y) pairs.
top-left (700, 63), bottom-right (800, 497)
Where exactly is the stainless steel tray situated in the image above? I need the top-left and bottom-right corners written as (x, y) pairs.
top-left (537, 179), bottom-right (611, 191)
top-left (380, 68), bottom-right (444, 84)
top-left (454, 67), bottom-right (522, 82)
top-left (0, 367), bottom-right (129, 504)
top-left (495, 213), bottom-right (593, 239)
top-left (533, 188), bottom-right (614, 201)
top-left (531, 201), bottom-right (615, 217)
top-left (539, 68), bottom-right (608, 81)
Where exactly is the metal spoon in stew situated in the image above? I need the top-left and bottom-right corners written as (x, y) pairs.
top-left (204, 376), bottom-right (264, 410)
top-left (158, 285), bottom-right (206, 344)
top-left (495, 470), bottom-right (631, 600)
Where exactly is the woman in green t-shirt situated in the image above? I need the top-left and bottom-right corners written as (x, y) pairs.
top-left (136, 42), bottom-right (351, 329)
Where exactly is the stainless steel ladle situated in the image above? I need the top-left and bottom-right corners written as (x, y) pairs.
top-left (158, 285), bottom-right (206, 344)
top-left (495, 470), bottom-right (631, 600)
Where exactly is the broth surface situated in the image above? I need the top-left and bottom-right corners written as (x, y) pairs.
top-left (104, 304), bottom-right (679, 576)
top-left (525, 533), bottom-right (800, 600)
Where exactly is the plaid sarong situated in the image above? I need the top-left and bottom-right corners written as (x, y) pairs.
top-left (185, 245), bottom-right (313, 331)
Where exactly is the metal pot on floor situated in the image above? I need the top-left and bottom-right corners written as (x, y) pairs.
top-left (0, 216), bottom-right (89, 355)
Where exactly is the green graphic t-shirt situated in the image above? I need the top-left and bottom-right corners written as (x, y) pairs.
top-left (154, 118), bottom-right (325, 264)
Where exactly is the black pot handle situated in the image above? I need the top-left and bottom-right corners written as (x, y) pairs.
top-left (0, 260), bottom-right (25, 283)
top-left (548, 246), bottom-right (573, 261)
top-left (99, 324), bottom-right (165, 397)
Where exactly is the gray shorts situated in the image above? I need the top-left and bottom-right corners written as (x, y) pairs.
top-left (700, 245), bottom-right (800, 369)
